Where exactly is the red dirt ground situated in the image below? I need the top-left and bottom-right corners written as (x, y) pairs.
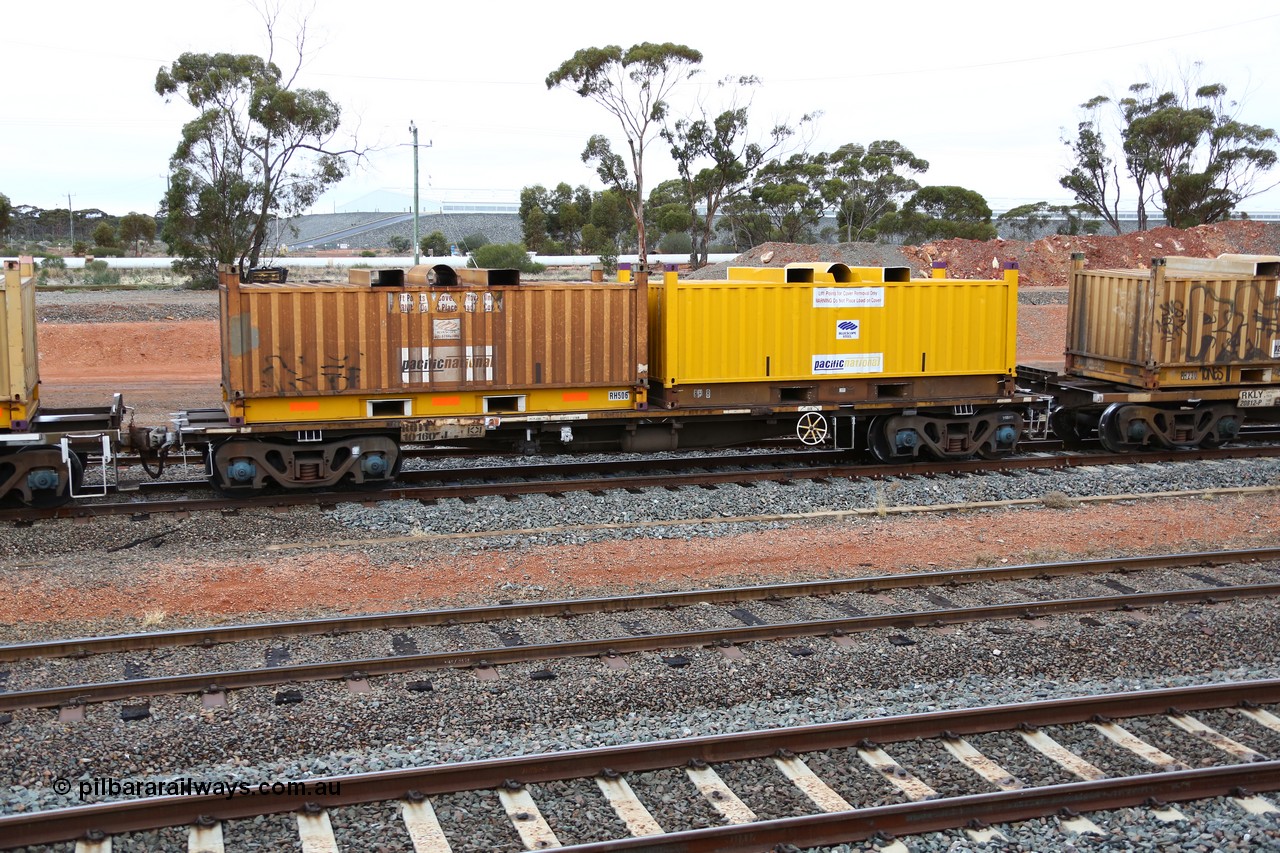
top-left (4, 493), bottom-right (1277, 625)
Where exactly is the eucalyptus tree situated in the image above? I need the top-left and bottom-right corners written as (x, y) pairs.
top-left (547, 42), bottom-right (703, 268)
top-left (155, 12), bottom-right (360, 283)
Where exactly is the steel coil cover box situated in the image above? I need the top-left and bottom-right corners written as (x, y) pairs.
top-left (0, 259), bottom-right (39, 429)
top-left (219, 268), bottom-right (647, 402)
top-left (649, 268), bottom-right (1018, 393)
top-left (1066, 255), bottom-right (1280, 389)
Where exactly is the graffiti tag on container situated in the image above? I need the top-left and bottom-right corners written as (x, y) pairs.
top-left (262, 354), bottom-right (361, 391)
top-left (1158, 283), bottom-right (1280, 363)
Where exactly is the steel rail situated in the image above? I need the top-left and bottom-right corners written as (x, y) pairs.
top-left (4, 582), bottom-right (1277, 712)
top-left (555, 765), bottom-right (1280, 852)
top-left (4, 546), bottom-right (1276, 663)
top-left (1, 679), bottom-right (1277, 849)
top-left (6, 443), bottom-right (1280, 522)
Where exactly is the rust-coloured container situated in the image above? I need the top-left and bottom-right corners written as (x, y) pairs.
top-left (1066, 254), bottom-right (1280, 389)
top-left (218, 267), bottom-right (648, 426)
top-left (0, 258), bottom-right (39, 430)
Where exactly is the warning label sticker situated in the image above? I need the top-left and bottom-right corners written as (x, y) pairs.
top-left (813, 287), bottom-right (884, 308)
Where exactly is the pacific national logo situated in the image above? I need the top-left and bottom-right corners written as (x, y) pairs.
top-left (812, 353), bottom-right (883, 375)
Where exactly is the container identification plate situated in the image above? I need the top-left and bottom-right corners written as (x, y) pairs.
top-left (1240, 388), bottom-right (1280, 408)
top-left (400, 417), bottom-right (497, 442)
top-left (607, 390), bottom-right (631, 401)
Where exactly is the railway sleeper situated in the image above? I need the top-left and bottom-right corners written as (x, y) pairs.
top-left (210, 435), bottom-right (401, 491)
top-left (867, 409), bottom-right (1023, 462)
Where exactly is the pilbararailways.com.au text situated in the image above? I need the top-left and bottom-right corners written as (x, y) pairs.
top-left (59, 777), bottom-right (342, 801)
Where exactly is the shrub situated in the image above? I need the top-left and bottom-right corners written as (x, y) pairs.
top-left (470, 243), bottom-right (545, 273)
top-left (84, 259), bottom-right (120, 286)
top-left (657, 231), bottom-right (692, 254)
top-left (419, 231), bottom-right (450, 257)
top-left (360, 249), bottom-right (377, 258)
top-left (459, 232), bottom-right (490, 253)
top-left (387, 235), bottom-right (411, 253)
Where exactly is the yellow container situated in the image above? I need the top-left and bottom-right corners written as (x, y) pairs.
top-left (726, 263), bottom-right (910, 284)
top-left (650, 266), bottom-right (1018, 406)
top-left (0, 258), bottom-right (39, 430)
top-left (1066, 254), bottom-right (1280, 389)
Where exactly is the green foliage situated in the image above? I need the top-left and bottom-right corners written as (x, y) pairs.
top-left (119, 213), bottom-right (156, 256)
top-left (821, 141), bottom-right (928, 242)
top-left (746, 153), bottom-right (828, 243)
top-left (458, 232), bottom-right (490, 253)
top-left (881, 186), bottom-right (997, 244)
top-left (0, 192), bottom-right (10, 238)
top-left (470, 243), bottom-right (545, 273)
top-left (40, 255), bottom-right (66, 270)
top-left (83, 259), bottom-right (121, 286)
top-left (998, 202), bottom-right (1101, 240)
top-left (419, 231), bottom-right (450, 257)
top-left (360, 249), bottom-right (377, 258)
top-left (520, 184), bottom-right (593, 254)
top-left (997, 202), bottom-right (1053, 241)
top-left (72, 240), bottom-right (88, 256)
top-left (660, 92), bottom-right (806, 266)
top-left (155, 22), bottom-right (354, 280)
top-left (1061, 76), bottom-right (1277, 231)
top-left (88, 247), bottom-right (125, 257)
top-left (582, 188), bottom-right (632, 268)
top-left (658, 231), bottom-right (692, 254)
top-left (92, 222), bottom-right (117, 248)
top-left (547, 42), bottom-right (703, 264)
top-left (387, 235), bottom-right (411, 253)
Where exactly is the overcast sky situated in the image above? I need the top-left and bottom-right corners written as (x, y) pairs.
top-left (4, 1), bottom-right (1280, 219)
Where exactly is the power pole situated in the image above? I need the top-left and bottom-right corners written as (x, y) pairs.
top-left (408, 122), bottom-right (432, 265)
top-left (410, 121), bottom-right (419, 265)
top-left (67, 193), bottom-right (75, 246)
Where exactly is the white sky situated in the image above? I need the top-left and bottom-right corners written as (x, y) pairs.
top-left (4, 0), bottom-right (1280, 218)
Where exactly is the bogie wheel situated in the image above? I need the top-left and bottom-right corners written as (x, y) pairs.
top-left (795, 412), bottom-right (829, 447)
top-left (1096, 404), bottom-right (1134, 454)
top-left (21, 446), bottom-right (82, 509)
top-left (866, 416), bottom-right (897, 463)
top-left (976, 442), bottom-right (1012, 460)
top-left (1049, 407), bottom-right (1091, 450)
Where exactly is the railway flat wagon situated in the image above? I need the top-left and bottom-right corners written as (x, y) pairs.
top-left (0, 258), bottom-right (39, 432)
top-left (648, 261), bottom-right (1028, 460)
top-left (1034, 252), bottom-right (1280, 451)
top-left (0, 257), bottom-right (123, 506)
top-left (213, 265), bottom-right (649, 488)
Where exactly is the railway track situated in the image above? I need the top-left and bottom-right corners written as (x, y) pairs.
top-left (3, 548), bottom-right (1276, 713)
top-left (3, 679), bottom-right (1279, 850)
top-left (9, 441), bottom-right (1280, 523)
